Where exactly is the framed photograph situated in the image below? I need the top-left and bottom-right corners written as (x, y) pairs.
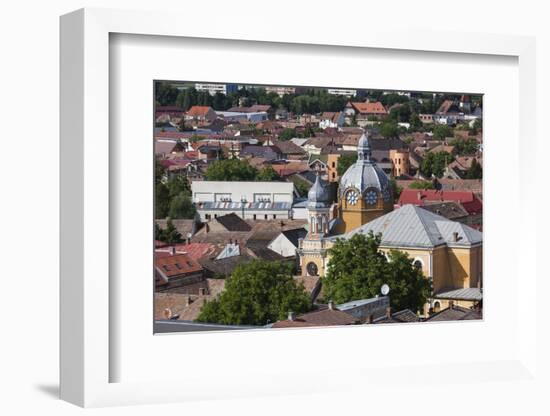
top-left (60, 7), bottom-right (540, 408)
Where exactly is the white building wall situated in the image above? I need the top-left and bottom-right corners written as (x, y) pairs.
top-left (192, 181), bottom-right (294, 203)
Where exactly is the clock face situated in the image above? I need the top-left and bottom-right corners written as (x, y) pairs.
top-left (346, 190), bottom-right (359, 205)
top-left (306, 262), bottom-right (318, 276)
top-left (365, 190), bottom-right (378, 205)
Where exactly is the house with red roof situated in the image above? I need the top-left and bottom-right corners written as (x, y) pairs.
top-left (344, 101), bottom-right (388, 126)
top-left (184, 106), bottom-right (217, 126)
top-left (155, 250), bottom-right (205, 291)
top-left (398, 188), bottom-right (482, 228)
top-left (155, 105), bottom-right (185, 123)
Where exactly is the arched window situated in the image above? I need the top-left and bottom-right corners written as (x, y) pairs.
top-left (433, 301), bottom-right (441, 313)
top-left (413, 258), bottom-right (424, 270)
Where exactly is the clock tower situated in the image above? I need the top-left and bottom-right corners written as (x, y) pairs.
top-left (333, 131), bottom-right (394, 234)
top-left (299, 171), bottom-right (330, 277)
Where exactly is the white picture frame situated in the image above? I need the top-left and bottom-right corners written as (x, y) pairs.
top-left (60, 7), bottom-right (541, 408)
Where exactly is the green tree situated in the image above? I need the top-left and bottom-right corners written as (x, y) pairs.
top-left (450, 138), bottom-right (478, 155)
top-left (155, 182), bottom-right (170, 219)
top-left (472, 118), bottom-right (482, 133)
top-left (380, 121), bottom-right (399, 139)
top-left (162, 218), bottom-right (183, 244)
top-left (409, 113), bottom-right (423, 131)
top-left (197, 260), bottom-right (312, 325)
top-left (465, 158), bottom-right (483, 179)
top-left (168, 192), bottom-right (196, 219)
top-left (408, 180), bottom-right (435, 190)
top-left (155, 82), bottom-right (179, 106)
top-left (432, 124), bottom-right (452, 140)
top-left (155, 222), bottom-right (163, 241)
top-left (166, 175), bottom-right (191, 200)
top-left (421, 151), bottom-right (451, 178)
top-left (389, 104), bottom-right (412, 123)
top-left (384, 250), bottom-right (432, 313)
top-left (389, 178), bottom-right (402, 203)
top-left (336, 153), bottom-right (358, 176)
top-left (323, 232), bottom-right (431, 313)
top-left (278, 128), bottom-right (296, 141)
top-left (256, 166), bottom-right (281, 181)
top-left (205, 159), bottom-right (258, 181)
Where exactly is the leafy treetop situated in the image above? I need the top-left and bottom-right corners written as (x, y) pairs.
top-left (323, 232), bottom-right (431, 313)
top-left (197, 260), bottom-right (312, 325)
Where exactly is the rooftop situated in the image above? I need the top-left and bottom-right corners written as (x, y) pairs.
top-left (337, 204), bottom-right (483, 248)
top-left (271, 307), bottom-right (359, 328)
top-left (434, 287), bottom-right (483, 301)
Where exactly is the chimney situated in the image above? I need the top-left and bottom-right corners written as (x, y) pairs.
top-left (198, 287), bottom-right (207, 296)
top-left (449, 300), bottom-right (454, 309)
top-left (163, 308), bottom-right (172, 320)
top-left (169, 246), bottom-right (176, 256)
top-left (328, 300), bottom-right (334, 310)
top-left (386, 307), bottom-right (392, 319)
top-left (288, 311), bottom-right (295, 321)
top-left (367, 314), bottom-right (374, 324)
top-left (453, 232), bottom-right (459, 242)
top-left (417, 191), bottom-right (422, 200)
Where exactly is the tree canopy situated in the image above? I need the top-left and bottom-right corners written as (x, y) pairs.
top-left (421, 151), bottom-right (451, 178)
top-left (432, 124), bottom-right (453, 140)
top-left (205, 158), bottom-right (259, 181)
top-left (157, 218), bottom-right (183, 244)
top-left (408, 180), bottom-right (435, 190)
top-left (197, 260), bottom-right (312, 325)
top-left (168, 192), bottom-right (196, 219)
top-left (323, 232), bottom-right (431, 313)
top-left (465, 158), bottom-right (483, 179)
top-left (380, 121), bottom-right (400, 139)
top-left (256, 165), bottom-right (281, 182)
top-left (336, 153), bottom-right (357, 176)
top-left (450, 138), bottom-right (479, 155)
top-left (155, 172), bottom-right (195, 220)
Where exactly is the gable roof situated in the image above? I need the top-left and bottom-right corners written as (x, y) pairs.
top-left (399, 189), bottom-right (482, 215)
top-left (271, 308), bottom-right (359, 328)
top-left (155, 253), bottom-right (203, 278)
top-left (187, 106), bottom-right (214, 117)
top-left (436, 100), bottom-right (461, 115)
top-left (281, 228), bottom-right (308, 247)
top-left (215, 213), bottom-right (252, 232)
top-left (418, 202), bottom-right (469, 221)
top-left (373, 309), bottom-right (420, 324)
top-left (350, 101), bottom-right (388, 115)
top-left (340, 204), bottom-right (482, 248)
top-left (426, 305), bottom-right (482, 321)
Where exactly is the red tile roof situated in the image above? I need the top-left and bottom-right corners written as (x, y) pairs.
top-left (155, 253), bottom-right (203, 278)
top-left (351, 101), bottom-right (388, 115)
top-left (398, 189), bottom-right (482, 215)
top-left (186, 106), bottom-right (214, 117)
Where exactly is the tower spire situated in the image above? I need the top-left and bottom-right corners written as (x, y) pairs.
top-left (357, 130), bottom-right (372, 162)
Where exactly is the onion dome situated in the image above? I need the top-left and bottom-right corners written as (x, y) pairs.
top-left (339, 131), bottom-right (392, 201)
top-left (307, 172), bottom-right (330, 209)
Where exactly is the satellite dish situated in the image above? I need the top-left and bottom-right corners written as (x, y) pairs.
top-left (381, 284), bottom-right (390, 296)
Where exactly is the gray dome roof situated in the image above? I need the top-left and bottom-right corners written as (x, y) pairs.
top-left (339, 131), bottom-right (392, 198)
top-left (308, 173), bottom-right (330, 209)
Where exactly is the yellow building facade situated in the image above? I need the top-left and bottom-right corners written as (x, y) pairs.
top-left (297, 133), bottom-right (482, 308)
